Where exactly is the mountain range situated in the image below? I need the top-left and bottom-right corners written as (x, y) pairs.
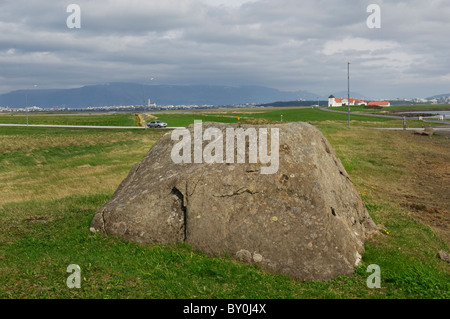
top-left (0, 82), bottom-right (328, 109)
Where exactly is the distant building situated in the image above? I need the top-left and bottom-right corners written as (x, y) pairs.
top-left (367, 101), bottom-right (390, 107)
top-left (328, 94), bottom-right (390, 107)
top-left (328, 95), bottom-right (367, 107)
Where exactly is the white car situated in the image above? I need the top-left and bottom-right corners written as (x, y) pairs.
top-left (147, 120), bottom-right (167, 128)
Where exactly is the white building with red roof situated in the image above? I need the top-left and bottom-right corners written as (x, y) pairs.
top-left (328, 95), bottom-right (390, 107)
top-left (328, 95), bottom-right (367, 107)
top-left (367, 101), bottom-right (390, 107)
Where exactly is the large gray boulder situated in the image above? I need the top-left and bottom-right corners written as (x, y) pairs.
top-left (90, 121), bottom-right (377, 281)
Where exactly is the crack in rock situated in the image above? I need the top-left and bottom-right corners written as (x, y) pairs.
top-left (213, 187), bottom-right (259, 197)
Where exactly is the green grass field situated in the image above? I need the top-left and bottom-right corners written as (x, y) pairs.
top-left (0, 112), bottom-right (136, 126)
top-left (152, 107), bottom-right (397, 127)
top-left (0, 107), bottom-right (449, 299)
top-left (2, 104), bottom-right (446, 128)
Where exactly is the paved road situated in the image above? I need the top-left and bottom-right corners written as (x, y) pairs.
top-left (317, 106), bottom-right (406, 119)
top-left (0, 123), bottom-right (184, 130)
top-left (372, 126), bottom-right (450, 137)
top-left (372, 127), bottom-right (450, 131)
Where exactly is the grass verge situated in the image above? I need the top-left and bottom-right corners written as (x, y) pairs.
top-left (0, 109), bottom-right (448, 299)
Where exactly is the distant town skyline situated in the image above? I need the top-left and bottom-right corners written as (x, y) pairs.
top-left (1, 0), bottom-right (449, 99)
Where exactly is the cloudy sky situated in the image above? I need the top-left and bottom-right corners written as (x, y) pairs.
top-left (0, 0), bottom-right (449, 99)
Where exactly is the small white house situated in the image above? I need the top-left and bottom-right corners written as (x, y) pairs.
top-left (328, 95), bottom-right (341, 107)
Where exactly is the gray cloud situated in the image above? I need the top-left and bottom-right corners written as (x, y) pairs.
top-left (0, 0), bottom-right (449, 98)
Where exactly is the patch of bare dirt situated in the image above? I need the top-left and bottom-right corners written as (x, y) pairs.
top-left (402, 202), bottom-right (449, 241)
top-left (399, 134), bottom-right (450, 242)
top-left (23, 215), bottom-right (52, 222)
